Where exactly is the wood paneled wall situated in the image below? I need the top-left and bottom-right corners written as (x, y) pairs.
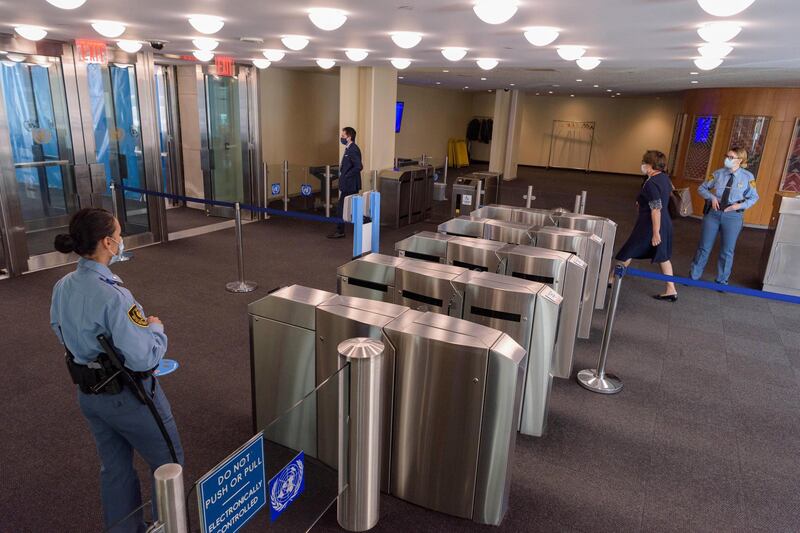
top-left (672, 88), bottom-right (800, 227)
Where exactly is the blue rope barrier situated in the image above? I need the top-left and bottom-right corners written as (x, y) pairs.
top-left (120, 185), bottom-right (345, 224)
top-left (622, 267), bottom-right (800, 305)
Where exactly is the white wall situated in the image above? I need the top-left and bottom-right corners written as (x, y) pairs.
top-left (518, 94), bottom-right (683, 174)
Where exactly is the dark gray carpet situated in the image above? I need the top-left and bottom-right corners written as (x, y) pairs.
top-left (1, 167), bottom-right (798, 532)
top-left (165, 206), bottom-right (218, 233)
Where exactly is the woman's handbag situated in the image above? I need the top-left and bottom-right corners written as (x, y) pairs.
top-left (670, 187), bottom-right (693, 218)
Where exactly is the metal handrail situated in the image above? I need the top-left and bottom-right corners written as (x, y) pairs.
top-left (14, 159), bottom-right (70, 168)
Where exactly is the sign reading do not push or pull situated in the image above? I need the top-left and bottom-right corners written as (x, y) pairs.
top-left (197, 434), bottom-right (266, 533)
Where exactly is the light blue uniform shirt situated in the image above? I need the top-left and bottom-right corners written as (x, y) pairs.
top-left (50, 258), bottom-right (167, 372)
top-left (698, 167), bottom-right (759, 210)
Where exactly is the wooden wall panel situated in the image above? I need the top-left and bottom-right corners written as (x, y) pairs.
top-left (673, 88), bottom-right (800, 227)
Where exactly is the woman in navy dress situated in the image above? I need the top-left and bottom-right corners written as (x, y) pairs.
top-left (614, 150), bottom-right (677, 301)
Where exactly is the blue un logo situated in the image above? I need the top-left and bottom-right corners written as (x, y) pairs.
top-left (268, 451), bottom-right (305, 521)
top-left (300, 184), bottom-right (312, 197)
top-left (271, 183), bottom-right (281, 196)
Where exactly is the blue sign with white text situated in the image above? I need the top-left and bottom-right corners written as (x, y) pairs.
top-left (268, 451), bottom-right (305, 522)
top-left (197, 434), bottom-right (266, 533)
top-left (271, 183), bottom-right (281, 196)
top-left (300, 184), bottom-right (312, 197)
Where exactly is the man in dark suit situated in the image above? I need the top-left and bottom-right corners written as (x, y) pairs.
top-left (328, 126), bottom-right (362, 238)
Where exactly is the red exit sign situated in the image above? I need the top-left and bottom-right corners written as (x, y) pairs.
top-left (215, 55), bottom-right (235, 77)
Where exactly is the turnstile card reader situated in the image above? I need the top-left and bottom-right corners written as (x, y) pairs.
top-left (248, 285), bottom-right (337, 455)
top-left (530, 226), bottom-right (603, 339)
top-left (395, 260), bottom-right (467, 316)
top-left (385, 311), bottom-right (525, 525)
top-left (337, 253), bottom-right (405, 303)
top-left (501, 245), bottom-right (587, 379)
top-left (438, 215), bottom-right (487, 238)
top-left (483, 219), bottom-right (535, 245)
top-left (446, 236), bottom-right (508, 273)
top-left (457, 271), bottom-right (562, 437)
top-left (395, 231), bottom-right (454, 263)
top-left (555, 213), bottom-right (618, 310)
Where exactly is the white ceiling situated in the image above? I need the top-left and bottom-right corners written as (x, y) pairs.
top-left (1, 0), bottom-right (799, 94)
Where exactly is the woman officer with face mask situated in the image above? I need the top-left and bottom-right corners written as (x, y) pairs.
top-left (50, 208), bottom-right (183, 533)
top-left (689, 146), bottom-right (759, 285)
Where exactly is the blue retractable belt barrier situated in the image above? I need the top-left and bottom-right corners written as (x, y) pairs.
top-left (120, 185), bottom-right (345, 224)
top-left (623, 267), bottom-right (800, 305)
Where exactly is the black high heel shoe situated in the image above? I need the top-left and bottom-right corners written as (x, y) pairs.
top-left (652, 293), bottom-right (678, 302)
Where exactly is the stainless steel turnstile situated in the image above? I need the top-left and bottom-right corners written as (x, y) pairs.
top-left (483, 219), bottom-right (534, 245)
top-left (337, 253), bottom-right (405, 303)
top-left (469, 171), bottom-right (502, 205)
top-left (451, 177), bottom-right (481, 217)
top-left (438, 215), bottom-right (487, 238)
top-left (248, 285), bottom-right (337, 454)
top-left (385, 310), bottom-right (524, 525)
top-left (446, 236), bottom-right (508, 273)
top-left (394, 231), bottom-right (454, 263)
top-left (762, 194), bottom-right (800, 296)
top-left (378, 165), bottom-right (433, 228)
top-left (395, 260), bottom-right (467, 316)
top-left (554, 212), bottom-right (618, 309)
top-left (458, 271), bottom-right (562, 437)
top-left (530, 226), bottom-right (603, 339)
top-left (472, 204), bottom-right (518, 221)
top-left (500, 245), bottom-right (587, 379)
top-left (514, 207), bottom-right (556, 227)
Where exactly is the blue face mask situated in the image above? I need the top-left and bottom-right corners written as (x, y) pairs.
top-left (109, 237), bottom-right (125, 265)
top-left (340, 137), bottom-right (348, 146)
top-left (724, 157), bottom-right (736, 169)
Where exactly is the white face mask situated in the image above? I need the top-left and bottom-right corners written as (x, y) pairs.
top-left (724, 157), bottom-right (737, 169)
top-left (108, 237), bottom-right (125, 265)
top-left (641, 164), bottom-right (650, 175)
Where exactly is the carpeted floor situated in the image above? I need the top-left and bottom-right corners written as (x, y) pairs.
top-left (1, 167), bottom-right (798, 532)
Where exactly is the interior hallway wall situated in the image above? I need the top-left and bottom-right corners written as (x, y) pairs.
top-left (395, 84), bottom-right (474, 161)
top-left (517, 94), bottom-right (684, 175)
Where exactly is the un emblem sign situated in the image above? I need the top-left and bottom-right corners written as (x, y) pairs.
top-left (268, 451), bottom-right (305, 521)
top-left (300, 184), bottom-right (312, 197)
top-left (271, 183), bottom-right (281, 196)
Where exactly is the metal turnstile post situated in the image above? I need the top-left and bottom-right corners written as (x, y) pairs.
top-left (325, 164), bottom-right (332, 218)
top-left (577, 264), bottom-right (623, 394)
top-left (573, 194), bottom-right (581, 214)
top-left (580, 190), bottom-right (587, 214)
top-left (443, 156), bottom-right (449, 187)
top-left (524, 185), bottom-right (534, 208)
top-left (282, 160), bottom-right (289, 211)
top-left (371, 169), bottom-right (378, 191)
top-left (337, 338), bottom-right (384, 532)
top-left (476, 179), bottom-right (483, 210)
top-left (226, 203), bottom-right (257, 293)
top-left (154, 463), bottom-right (188, 533)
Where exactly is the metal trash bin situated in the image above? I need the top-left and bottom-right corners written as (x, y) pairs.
top-left (451, 177), bottom-right (481, 217)
top-left (395, 260), bottom-right (467, 316)
top-left (530, 226), bottom-right (603, 339)
top-left (385, 310), bottom-right (525, 525)
top-left (456, 270), bottom-right (562, 437)
top-left (554, 213), bottom-right (618, 309)
top-left (500, 245), bottom-right (587, 379)
top-left (248, 285), bottom-right (337, 455)
top-left (446, 236), bottom-right (509, 273)
top-left (394, 231), bottom-right (454, 263)
top-left (438, 215), bottom-right (488, 238)
top-left (337, 253), bottom-right (406, 303)
top-left (315, 295), bottom-right (411, 492)
top-left (483, 219), bottom-right (535, 245)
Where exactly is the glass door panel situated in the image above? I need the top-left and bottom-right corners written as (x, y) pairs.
top-left (0, 56), bottom-right (77, 256)
top-left (206, 74), bottom-right (243, 205)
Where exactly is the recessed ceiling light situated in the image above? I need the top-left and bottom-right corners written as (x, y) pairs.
top-left (282, 35), bottom-right (309, 51)
top-left (576, 57), bottom-right (601, 70)
top-left (308, 8), bottom-right (347, 31)
top-left (616, 92), bottom-right (621, 95)
top-left (697, 21), bottom-right (742, 43)
top-left (691, 80), bottom-right (699, 84)
top-left (694, 56), bottom-right (723, 70)
top-left (441, 47), bottom-right (468, 61)
top-left (46, 0), bottom-right (86, 8)
top-left (262, 49), bottom-right (285, 62)
top-left (192, 38), bottom-right (219, 51)
top-left (556, 46), bottom-right (586, 61)
top-left (391, 31), bottom-right (422, 49)
top-left (435, 81), bottom-right (441, 84)
top-left (476, 58), bottom-right (499, 70)
top-left (398, 76), bottom-right (404, 79)
top-left (510, 83), bottom-right (515, 86)
top-left (117, 40), bottom-right (143, 53)
top-left (523, 26), bottom-right (559, 46)
top-left (698, 43), bottom-right (733, 58)
top-left (576, 79), bottom-right (583, 82)
top-left (14, 25), bottom-right (47, 41)
top-left (480, 77), bottom-right (487, 81)
top-left (464, 86), bottom-right (469, 89)
top-left (253, 58), bottom-right (271, 69)
top-left (606, 89), bottom-right (613, 92)
top-left (552, 84), bottom-right (560, 87)
top-left (488, 89), bottom-right (492, 92)
top-left (92, 21), bottom-right (126, 38)
top-left (345, 49), bottom-right (368, 62)
top-left (188, 15), bottom-right (224, 35)
top-left (316, 58), bottom-right (336, 69)
top-left (8, 53), bottom-right (27, 62)
top-left (548, 90), bottom-right (553, 94)
top-left (697, 0), bottom-right (755, 17)
top-left (611, 95), bottom-right (616, 98)
top-left (193, 50), bottom-right (214, 62)
top-left (390, 58), bottom-right (411, 69)
top-left (593, 84), bottom-right (600, 88)
top-left (473, 0), bottom-right (518, 25)
top-left (570, 94), bottom-right (575, 97)
top-left (442, 69), bottom-right (449, 73)
top-left (535, 92), bottom-right (540, 95)
top-left (690, 71), bottom-right (699, 75)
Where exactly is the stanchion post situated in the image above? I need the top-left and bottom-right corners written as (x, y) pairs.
top-left (262, 161), bottom-right (270, 220)
top-left (110, 181), bottom-right (120, 219)
top-left (475, 179), bottom-right (483, 210)
top-left (577, 264), bottom-right (624, 394)
top-left (325, 164), bottom-right (332, 218)
top-left (226, 202), bottom-right (257, 293)
top-left (443, 156), bottom-right (449, 187)
top-left (337, 338), bottom-right (384, 532)
top-left (154, 464), bottom-right (188, 533)
top-left (573, 194), bottom-right (581, 213)
top-left (580, 190), bottom-right (587, 214)
top-left (282, 160), bottom-right (289, 212)
top-left (525, 185), bottom-right (534, 208)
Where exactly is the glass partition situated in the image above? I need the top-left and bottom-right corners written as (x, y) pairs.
top-left (206, 74), bottom-right (244, 204)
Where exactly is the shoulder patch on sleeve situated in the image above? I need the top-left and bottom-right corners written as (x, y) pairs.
top-left (749, 179), bottom-right (756, 187)
top-left (127, 304), bottom-right (148, 327)
top-left (706, 175), bottom-right (715, 181)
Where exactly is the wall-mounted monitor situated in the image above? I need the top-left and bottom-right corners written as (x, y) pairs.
top-left (395, 101), bottom-right (405, 133)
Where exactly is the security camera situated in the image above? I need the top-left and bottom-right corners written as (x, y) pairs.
top-left (149, 41), bottom-right (165, 50)
top-left (503, 88), bottom-right (510, 92)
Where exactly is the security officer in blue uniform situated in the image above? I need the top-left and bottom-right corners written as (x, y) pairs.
top-left (690, 146), bottom-right (759, 285)
top-left (50, 208), bottom-right (184, 532)
top-left (328, 126), bottom-right (362, 238)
